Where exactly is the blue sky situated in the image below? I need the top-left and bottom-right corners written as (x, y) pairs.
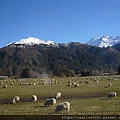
top-left (0, 0), bottom-right (120, 48)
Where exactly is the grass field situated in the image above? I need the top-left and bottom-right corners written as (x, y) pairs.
top-left (0, 76), bottom-right (120, 115)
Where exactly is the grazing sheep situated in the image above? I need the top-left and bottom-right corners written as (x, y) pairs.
top-left (3, 85), bottom-right (7, 88)
top-left (13, 96), bottom-right (20, 104)
top-left (108, 78), bottom-right (112, 80)
top-left (85, 81), bottom-right (90, 84)
top-left (32, 95), bottom-right (37, 102)
top-left (41, 79), bottom-right (45, 85)
top-left (55, 101), bottom-right (70, 113)
top-left (94, 79), bottom-right (99, 83)
top-left (28, 83), bottom-right (32, 85)
top-left (67, 82), bottom-right (72, 86)
top-left (44, 98), bottom-right (56, 107)
top-left (74, 83), bottom-right (79, 87)
top-left (0, 82), bottom-right (3, 85)
top-left (80, 81), bottom-right (84, 83)
top-left (10, 82), bottom-right (13, 85)
top-left (96, 80), bottom-right (99, 83)
top-left (72, 82), bottom-right (76, 86)
top-left (48, 80), bottom-right (51, 84)
top-left (108, 83), bottom-right (112, 87)
top-left (58, 81), bottom-right (62, 84)
top-left (108, 92), bottom-right (117, 99)
top-left (55, 92), bottom-right (62, 100)
top-left (67, 80), bottom-right (72, 86)
top-left (33, 83), bottom-right (36, 85)
top-left (54, 80), bottom-right (57, 84)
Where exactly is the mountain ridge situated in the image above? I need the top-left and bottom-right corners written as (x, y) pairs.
top-left (7, 35), bottom-right (120, 48)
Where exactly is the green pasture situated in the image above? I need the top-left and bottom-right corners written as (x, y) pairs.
top-left (0, 76), bottom-right (120, 115)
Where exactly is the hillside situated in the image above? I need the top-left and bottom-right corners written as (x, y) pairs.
top-left (0, 42), bottom-right (120, 77)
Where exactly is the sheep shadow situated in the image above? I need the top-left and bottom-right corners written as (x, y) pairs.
top-left (0, 99), bottom-right (13, 104)
top-left (104, 86), bottom-right (109, 88)
top-left (35, 105), bottom-right (51, 108)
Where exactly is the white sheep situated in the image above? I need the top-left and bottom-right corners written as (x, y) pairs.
top-left (10, 82), bottom-right (13, 85)
top-left (54, 80), bottom-right (57, 84)
top-left (44, 98), bottom-right (56, 107)
top-left (96, 80), bottom-right (99, 83)
top-left (74, 83), bottom-right (79, 87)
top-left (33, 83), bottom-right (36, 85)
top-left (94, 79), bottom-right (99, 83)
top-left (85, 81), bottom-right (90, 84)
top-left (0, 82), bottom-right (3, 85)
top-left (55, 101), bottom-right (70, 113)
top-left (32, 95), bottom-right (37, 102)
top-left (108, 92), bottom-right (117, 99)
top-left (48, 80), bottom-right (51, 84)
top-left (72, 82), bottom-right (76, 86)
top-left (3, 85), bottom-right (7, 88)
top-left (13, 96), bottom-right (20, 104)
top-left (67, 80), bottom-right (72, 86)
top-left (108, 83), bottom-right (112, 87)
top-left (55, 92), bottom-right (62, 100)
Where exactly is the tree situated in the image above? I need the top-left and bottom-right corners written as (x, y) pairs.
top-left (118, 66), bottom-right (120, 74)
top-left (52, 67), bottom-right (62, 77)
top-left (21, 67), bottom-right (30, 78)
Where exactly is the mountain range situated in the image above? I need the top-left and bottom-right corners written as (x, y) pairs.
top-left (7, 35), bottom-right (120, 48)
top-left (0, 35), bottom-right (120, 78)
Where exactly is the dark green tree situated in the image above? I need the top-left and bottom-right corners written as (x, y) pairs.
top-left (118, 66), bottom-right (120, 74)
top-left (21, 67), bottom-right (30, 78)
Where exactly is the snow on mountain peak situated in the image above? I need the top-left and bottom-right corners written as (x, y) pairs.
top-left (86, 35), bottom-right (120, 48)
top-left (7, 35), bottom-right (120, 48)
top-left (9, 37), bottom-right (57, 47)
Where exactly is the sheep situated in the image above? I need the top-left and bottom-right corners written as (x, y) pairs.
top-left (32, 95), bottom-right (37, 102)
top-left (10, 82), bottom-right (13, 85)
top-left (74, 83), bottom-right (79, 87)
top-left (0, 82), bottom-right (3, 85)
top-left (44, 98), bottom-right (56, 107)
top-left (108, 78), bottom-right (112, 80)
top-left (108, 92), bottom-right (117, 99)
top-left (51, 79), bottom-right (55, 84)
top-left (55, 92), bottom-right (62, 100)
top-left (94, 79), bottom-right (99, 83)
top-left (108, 83), bottom-right (112, 87)
top-left (72, 82), bottom-right (76, 86)
top-left (28, 83), bottom-right (32, 85)
top-left (58, 81), bottom-right (62, 84)
top-left (54, 101), bottom-right (70, 113)
top-left (67, 80), bottom-right (72, 86)
top-left (19, 83), bottom-right (22, 85)
top-left (41, 82), bottom-right (45, 85)
top-left (80, 81), bottom-right (84, 83)
top-left (3, 85), bottom-right (7, 88)
top-left (85, 81), bottom-right (90, 84)
top-left (96, 80), bottom-right (99, 83)
top-left (13, 96), bottom-right (20, 104)
top-left (54, 80), bottom-right (57, 84)
top-left (33, 83), bottom-right (36, 85)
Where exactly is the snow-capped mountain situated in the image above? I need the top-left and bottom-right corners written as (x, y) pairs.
top-left (7, 35), bottom-right (120, 48)
top-left (8, 37), bottom-right (58, 47)
top-left (8, 37), bottom-right (80, 48)
top-left (87, 36), bottom-right (120, 48)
